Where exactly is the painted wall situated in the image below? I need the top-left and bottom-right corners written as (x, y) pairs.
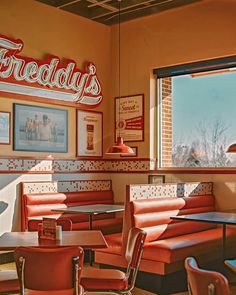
top-left (0, 0), bottom-right (112, 234)
top-left (109, 0), bottom-right (236, 209)
top-left (0, 0), bottom-right (111, 157)
top-left (1, 0), bottom-right (236, 234)
top-left (110, 0), bottom-right (236, 157)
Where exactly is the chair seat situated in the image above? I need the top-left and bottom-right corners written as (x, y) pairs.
top-left (81, 267), bottom-right (128, 290)
top-left (24, 285), bottom-right (84, 294)
top-left (0, 270), bottom-right (20, 293)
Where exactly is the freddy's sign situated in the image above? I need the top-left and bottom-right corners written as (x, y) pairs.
top-left (0, 35), bottom-right (102, 107)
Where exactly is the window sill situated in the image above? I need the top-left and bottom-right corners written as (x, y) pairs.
top-left (156, 168), bottom-right (236, 174)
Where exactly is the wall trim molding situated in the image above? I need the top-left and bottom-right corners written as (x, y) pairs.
top-left (0, 157), bottom-right (156, 173)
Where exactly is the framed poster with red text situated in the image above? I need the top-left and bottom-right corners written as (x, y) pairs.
top-left (76, 110), bottom-right (103, 158)
top-left (115, 94), bottom-right (144, 142)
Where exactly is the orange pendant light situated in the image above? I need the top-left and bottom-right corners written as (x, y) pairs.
top-left (106, 136), bottom-right (134, 155)
top-left (226, 143), bottom-right (236, 153)
top-left (106, 0), bottom-right (134, 156)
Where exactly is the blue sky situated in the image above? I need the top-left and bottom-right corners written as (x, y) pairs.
top-left (172, 71), bottom-right (236, 146)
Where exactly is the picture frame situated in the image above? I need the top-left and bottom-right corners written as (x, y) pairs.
top-left (76, 109), bottom-right (103, 158)
top-left (120, 146), bottom-right (138, 157)
top-left (0, 111), bottom-right (11, 144)
top-left (115, 94), bottom-right (144, 142)
top-left (13, 103), bottom-right (68, 153)
top-left (148, 175), bottom-right (165, 184)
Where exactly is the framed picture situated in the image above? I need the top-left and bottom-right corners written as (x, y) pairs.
top-left (120, 146), bottom-right (138, 157)
top-left (148, 175), bottom-right (165, 184)
top-left (13, 104), bottom-right (68, 152)
top-left (115, 94), bottom-right (144, 142)
top-left (76, 110), bottom-right (103, 158)
top-left (0, 111), bottom-right (11, 144)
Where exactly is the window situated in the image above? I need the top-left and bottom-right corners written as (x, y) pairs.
top-left (155, 57), bottom-right (236, 168)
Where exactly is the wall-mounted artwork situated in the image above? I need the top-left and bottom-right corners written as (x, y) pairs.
top-left (13, 104), bottom-right (68, 152)
top-left (115, 94), bottom-right (144, 142)
top-left (0, 111), bottom-right (10, 144)
top-left (76, 110), bottom-right (103, 158)
top-left (148, 175), bottom-right (165, 184)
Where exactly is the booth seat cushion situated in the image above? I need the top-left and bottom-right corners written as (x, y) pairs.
top-left (142, 226), bottom-right (236, 264)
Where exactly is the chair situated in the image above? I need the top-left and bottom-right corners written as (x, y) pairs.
top-left (28, 219), bottom-right (72, 231)
top-left (80, 227), bottom-right (146, 294)
top-left (225, 259), bottom-right (236, 274)
top-left (185, 257), bottom-right (231, 295)
top-left (0, 269), bottom-right (20, 294)
top-left (14, 246), bottom-right (84, 295)
top-left (0, 219), bottom-right (73, 294)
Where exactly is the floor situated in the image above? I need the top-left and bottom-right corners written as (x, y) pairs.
top-left (1, 263), bottom-right (236, 295)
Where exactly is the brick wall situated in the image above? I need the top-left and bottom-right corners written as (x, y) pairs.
top-left (161, 77), bottom-right (173, 167)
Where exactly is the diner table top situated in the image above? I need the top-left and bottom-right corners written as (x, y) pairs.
top-left (52, 203), bottom-right (124, 215)
top-left (170, 211), bottom-right (236, 225)
top-left (0, 230), bottom-right (108, 250)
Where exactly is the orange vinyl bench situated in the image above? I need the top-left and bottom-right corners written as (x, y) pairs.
top-left (93, 182), bottom-right (236, 294)
top-left (21, 190), bottom-right (123, 235)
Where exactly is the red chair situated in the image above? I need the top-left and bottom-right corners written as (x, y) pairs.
top-left (14, 246), bottom-right (84, 294)
top-left (0, 219), bottom-right (73, 294)
top-left (0, 269), bottom-right (19, 294)
top-left (80, 227), bottom-right (146, 294)
top-left (28, 219), bottom-right (72, 231)
top-left (185, 257), bottom-right (231, 295)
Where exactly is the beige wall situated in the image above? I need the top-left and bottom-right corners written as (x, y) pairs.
top-left (0, 0), bottom-right (111, 157)
top-left (0, 0), bottom-right (112, 234)
top-left (109, 0), bottom-right (236, 209)
top-left (1, 0), bottom-right (236, 233)
top-left (110, 0), bottom-right (236, 157)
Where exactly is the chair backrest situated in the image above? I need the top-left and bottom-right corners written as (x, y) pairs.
top-left (28, 218), bottom-right (72, 231)
top-left (14, 246), bottom-right (84, 292)
top-left (185, 257), bottom-right (231, 295)
top-left (125, 227), bottom-right (146, 290)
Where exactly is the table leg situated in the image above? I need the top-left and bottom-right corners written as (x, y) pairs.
top-left (89, 214), bottom-right (93, 231)
top-left (223, 224), bottom-right (226, 258)
top-left (88, 214), bottom-right (93, 266)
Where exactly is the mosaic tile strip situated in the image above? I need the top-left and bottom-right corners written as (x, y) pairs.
top-left (57, 180), bottom-right (111, 192)
top-left (0, 158), bottom-right (156, 173)
top-left (129, 182), bottom-right (213, 200)
top-left (22, 180), bottom-right (111, 194)
top-left (22, 181), bottom-right (58, 194)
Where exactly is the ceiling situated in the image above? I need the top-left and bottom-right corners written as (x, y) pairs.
top-left (36, 0), bottom-right (200, 26)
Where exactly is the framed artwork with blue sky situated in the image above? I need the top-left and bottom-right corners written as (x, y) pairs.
top-left (13, 103), bottom-right (68, 153)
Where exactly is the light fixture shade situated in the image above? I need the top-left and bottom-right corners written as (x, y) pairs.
top-left (226, 143), bottom-right (236, 153)
top-left (106, 136), bottom-right (134, 155)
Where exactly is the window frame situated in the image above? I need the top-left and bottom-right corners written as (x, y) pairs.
top-left (154, 55), bottom-right (236, 172)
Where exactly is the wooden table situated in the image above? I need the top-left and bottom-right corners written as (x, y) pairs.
top-left (0, 230), bottom-right (108, 250)
top-left (171, 211), bottom-right (236, 258)
top-left (52, 204), bottom-right (124, 230)
top-left (52, 204), bottom-right (124, 265)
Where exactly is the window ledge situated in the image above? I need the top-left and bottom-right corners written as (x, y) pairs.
top-left (156, 168), bottom-right (236, 174)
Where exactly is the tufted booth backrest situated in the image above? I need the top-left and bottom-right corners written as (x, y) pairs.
top-left (130, 195), bottom-right (216, 242)
top-left (21, 190), bottom-right (114, 231)
top-left (122, 182), bottom-right (215, 251)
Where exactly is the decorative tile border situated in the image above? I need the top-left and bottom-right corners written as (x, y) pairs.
top-left (22, 181), bottom-right (58, 194)
top-left (57, 180), bottom-right (112, 192)
top-left (0, 158), bottom-right (156, 173)
top-left (129, 182), bottom-right (213, 200)
top-left (21, 180), bottom-right (112, 194)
